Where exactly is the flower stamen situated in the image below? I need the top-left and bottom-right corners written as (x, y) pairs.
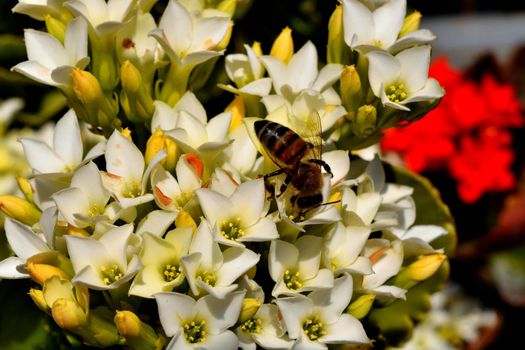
top-left (163, 263), bottom-right (182, 282)
top-left (220, 217), bottom-right (245, 240)
top-left (240, 318), bottom-right (262, 334)
top-left (183, 320), bottom-right (207, 343)
top-left (100, 264), bottom-right (124, 285)
top-left (385, 83), bottom-right (408, 103)
top-left (196, 271), bottom-right (216, 286)
top-left (283, 269), bottom-right (303, 290)
top-left (302, 315), bottom-right (326, 341)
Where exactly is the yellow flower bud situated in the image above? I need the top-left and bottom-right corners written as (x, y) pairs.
top-left (225, 95), bottom-right (245, 132)
top-left (327, 5), bottom-right (344, 64)
top-left (45, 15), bottom-right (66, 43)
top-left (395, 253), bottom-right (447, 289)
top-left (67, 225), bottom-right (90, 237)
top-left (270, 27), bottom-right (294, 63)
top-left (251, 41), bottom-right (263, 56)
top-left (175, 210), bottom-right (197, 232)
top-left (16, 176), bottom-right (33, 202)
top-left (216, 20), bottom-right (234, 51)
top-left (27, 261), bottom-right (70, 285)
top-left (121, 128), bottom-right (132, 141)
top-left (145, 130), bottom-right (179, 173)
top-left (120, 60), bottom-right (141, 94)
top-left (114, 310), bottom-right (141, 338)
top-left (52, 298), bottom-right (88, 329)
top-left (239, 298), bottom-right (261, 322)
top-left (347, 294), bottom-right (375, 319)
top-left (353, 105), bottom-right (377, 138)
top-left (400, 11), bottom-right (422, 37)
top-left (340, 65), bottom-right (362, 113)
top-left (0, 195), bottom-right (41, 226)
top-left (29, 288), bottom-right (50, 313)
top-left (71, 68), bottom-right (104, 105)
top-left (217, 0), bottom-right (236, 16)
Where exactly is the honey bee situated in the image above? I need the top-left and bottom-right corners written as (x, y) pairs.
top-left (254, 116), bottom-right (333, 212)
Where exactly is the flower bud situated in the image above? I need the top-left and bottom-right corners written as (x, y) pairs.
top-left (72, 69), bottom-right (104, 105)
top-left (16, 176), bottom-right (33, 202)
top-left (27, 261), bottom-right (70, 285)
top-left (52, 298), bottom-right (88, 329)
top-left (353, 105), bottom-right (377, 138)
top-left (400, 11), bottom-right (422, 37)
top-left (225, 95), bottom-right (245, 132)
top-left (327, 5), bottom-right (344, 64)
top-left (395, 254), bottom-right (447, 289)
top-left (145, 130), bottom-right (179, 173)
top-left (270, 27), bottom-right (294, 63)
top-left (239, 298), bottom-right (261, 322)
top-left (121, 60), bottom-right (141, 94)
top-left (114, 310), bottom-right (164, 349)
top-left (29, 288), bottom-right (50, 313)
top-left (340, 65), bottom-right (362, 113)
top-left (217, 0), bottom-right (236, 16)
top-left (251, 41), bottom-right (263, 56)
top-left (45, 15), bottom-right (66, 43)
top-left (114, 310), bottom-right (141, 337)
top-left (175, 210), bottom-right (197, 232)
top-left (0, 195), bottom-right (41, 225)
top-left (347, 294), bottom-right (375, 319)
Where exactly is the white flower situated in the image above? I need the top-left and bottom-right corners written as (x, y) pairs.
top-left (0, 218), bottom-right (51, 279)
top-left (65, 224), bottom-right (141, 290)
top-left (269, 235), bottom-right (334, 297)
top-left (196, 179), bottom-right (278, 247)
top-left (101, 130), bottom-right (164, 208)
top-left (181, 223), bottom-right (260, 298)
top-left (237, 304), bottom-right (294, 350)
top-left (12, 17), bottom-right (89, 87)
top-left (52, 162), bottom-right (111, 228)
top-left (149, 0), bottom-right (230, 67)
top-left (155, 291), bottom-right (244, 350)
top-left (367, 46), bottom-right (444, 111)
top-left (260, 41), bottom-right (343, 103)
top-left (343, 0), bottom-right (435, 53)
top-left (12, 0), bottom-right (68, 21)
top-left (276, 275), bottom-right (370, 349)
top-left (129, 228), bottom-right (192, 298)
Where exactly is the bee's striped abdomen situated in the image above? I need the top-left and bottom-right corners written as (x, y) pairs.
top-left (255, 120), bottom-right (308, 167)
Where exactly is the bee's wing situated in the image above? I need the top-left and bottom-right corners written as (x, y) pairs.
top-left (295, 111), bottom-right (323, 161)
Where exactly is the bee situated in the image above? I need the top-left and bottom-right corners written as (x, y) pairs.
top-left (254, 117), bottom-right (333, 212)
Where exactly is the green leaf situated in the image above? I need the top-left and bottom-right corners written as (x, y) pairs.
top-left (0, 34), bottom-right (26, 62)
top-left (389, 165), bottom-right (457, 255)
top-left (489, 244), bottom-right (525, 306)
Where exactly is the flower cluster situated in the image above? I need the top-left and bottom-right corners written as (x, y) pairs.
top-left (381, 58), bottom-right (524, 203)
top-left (0, 0), bottom-right (451, 349)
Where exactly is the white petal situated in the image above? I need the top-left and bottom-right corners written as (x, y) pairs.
top-left (52, 187), bottom-right (90, 227)
top-left (356, 193), bottom-right (382, 225)
top-left (202, 332), bottom-right (239, 350)
top-left (191, 16), bottom-right (230, 53)
top-left (196, 188), bottom-right (235, 225)
top-left (24, 29), bottom-right (68, 67)
top-left (155, 292), bottom-right (196, 336)
top-left (363, 240), bottom-right (403, 289)
top-left (20, 139), bottom-right (66, 173)
top-left (206, 111), bottom-right (232, 143)
top-left (240, 217), bottom-right (279, 242)
top-left (230, 179), bottom-right (265, 225)
top-left (403, 225), bottom-right (447, 242)
top-left (174, 91), bottom-right (208, 124)
top-left (158, 0), bottom-right (192, 54)
top-left (403, 78), bottom-right (444, 103)
top-left (71, 162), bottom-right (109, 207)
top-left (198, 291), bottom-right (245, 333)
top-left (309, 275), bottom-right (353, 323)
top-left (397, 46), bottom-right (431, 92)
top-left (301, 269), bottom-right (334, 292)
top-left (152, 100), bottom-right (178, 131)
top-left (105, 130), bottom-right (145, 181)
top-left (4, 219), bottom-right (49, 260)
top-left (343, 0), bottom-right (374, 47)
top-left (64, 17), bottom-right (89, 63)
top-left (0, 256), bottom-right (28, 279)
top-left (372, 0), bottom-right (405, 49)
top-left (72, 265), bottom-right (109, 290)
top-left (367, 50), bottom-right (400, 97)
top-left (182, 50), bottom-right (222, 67)
top-left (65, 236), bottom-right (108, 273)
top-left (136, 210), bottom-right (177, 236)
top-left (389, 29), bottom-right (436, 54)
top-left (176, 155), bottom-right (202, 192)
top-left (190, 222), bottom-right (223, 268)
top-left (275, 295), bottom-right (313, 339)
top-left (322, 150), bottom-right (349, 185)
top-left (269, 240), bottom-right (299, 282)
top-left (180, 252), bottom-right (202, 296)
top-left (239, 78), bottom-right (272, 96)
top-left (260, 56), bottom-right (287, 96)
top-left (40, 206), bottom-right (58, 250)
top-left (311, 64), bottom-right (343, 92)
top-left (322, 314), bottom-right (369, 344)
top-left (296, 235), bottom-right (323, 280)
top-left (98, 224), bottom-right (133, 268)
top-left (53, 110), bottom-right (83, 168)
top-left (288, 41), bottom-right (318, 93)
top-left (175, 111), bottom-right (208, 147)
top-left (11, 61), bottom-right (55, 86)
top-left (218, 247), bottom-right (260, 285)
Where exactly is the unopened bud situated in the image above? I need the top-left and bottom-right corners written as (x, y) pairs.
top-left (45, 15), bottom-right (66, 43)
top-left (114, 310), bottom-right (141, 337)
top-left (217, 0), bottom-right (236, 16)
top-left (395, 253), bottom-right (447, 289)
top-left (52, 298), bottom-right (88, 329)
top-left (353, 105), bottom-right (376, 138)
top-left (29, 288), bottom-right (49, 312)
top-left (121, 60), bottom-right (141, 94)
top-left (71, 69), bottom-right (103, 105)
top-left (340, 65), bottom-right (362, 113)
top-left (400, 11), bottom-right (422, 37)
top-left (0, 195), bottom-right (41, 225)
top-left (327, 5), bottom-right (344, 64)
top-left (145, 130), bottom-right (179, 173)
top-left (239, 298), bottom-right (261, 322)
top-left (16, 176), bottom-right (33, 202)
top-left (175, 210), bottom-right (197, 232)
top-left (347, 294), bottom-right (375, 319)
top-left (251, 41), bottom-right (263, 56)
top-left (225, 95), bottom-right (245, 132)
top-left (27, 261), bottom-right (69, 285)
top-left (115, 310), bottom-right (165, 350)
top-left (270, 27), bottom-right (294, 63)
top-left (121, 128), bottom-right (132, 141)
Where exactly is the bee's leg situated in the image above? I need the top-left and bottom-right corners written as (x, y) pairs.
top-left (276, 174), bottom-right (292, 197)
top-left (309, 159), bottom-right (334, 178)
top-left (263, 168), bottom-right (286, 179)
top-left (262, 169), bottom-right (285, 200)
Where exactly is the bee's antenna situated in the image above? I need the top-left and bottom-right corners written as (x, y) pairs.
top-left (312, 199), bottom-right (341, 209)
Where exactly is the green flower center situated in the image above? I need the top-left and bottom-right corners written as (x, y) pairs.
top-left (183, 320), bottom-right (207, 344)
top-left (302, 315), bottom-right (326, 341)
top-left (88, 204), bottom-right (103, 217)
top-left (220, 217), bottom-right (245, 240)
top-left (283, 269), bottom-right (303, 290)
top-left (240, 318), bottom-right (262, 334)
top-left (385, 83), bottom-right (408, 103)
top-left (196, 271), bottom-right (217, 287)
top-left (122, 181), bottom-right (141, 198)
top-left (163, 263), bottom-right (182, 282)
top-left (100, 264), bottom-right (124, 285)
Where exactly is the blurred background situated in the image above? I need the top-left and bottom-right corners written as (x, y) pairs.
top-left (1, 0), bottom-right (525, 349)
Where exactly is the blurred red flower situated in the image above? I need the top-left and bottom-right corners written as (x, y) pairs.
top-left (381, 57), bottom-right (523, 203)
